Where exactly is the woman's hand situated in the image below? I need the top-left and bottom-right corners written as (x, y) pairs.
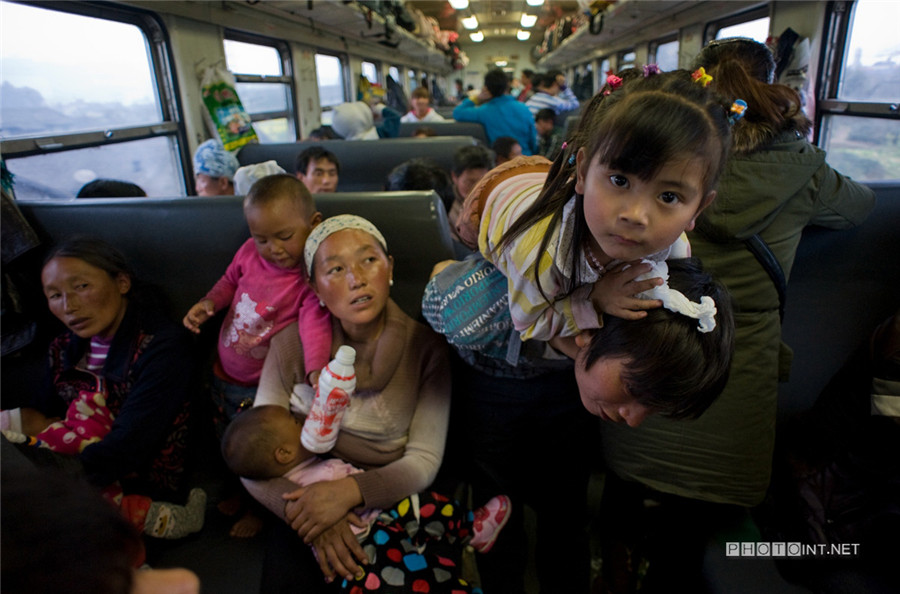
top-left (283, 477), bottom-right (363, 543)
top-left (311, 513), bottom-right (370, 584)
top-left (589, 260), bottom-right (663, 319)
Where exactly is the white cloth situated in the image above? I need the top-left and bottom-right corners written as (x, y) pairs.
top-left (233, 160), bottom-right (286, 195)
top-left (636, 259), bottom-right (717, 333)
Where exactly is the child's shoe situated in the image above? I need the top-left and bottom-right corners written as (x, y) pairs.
top-left (469, 495), bottom-right (511, 553)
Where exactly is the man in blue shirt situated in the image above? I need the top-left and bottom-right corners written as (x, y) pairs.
top-left (453, 69), bottom-right (538, 156)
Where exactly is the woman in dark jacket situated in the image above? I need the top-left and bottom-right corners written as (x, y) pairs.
top-left (597, 38), bottom-right (876, 590)
top-left (13, 237), bottom-right (193, 500)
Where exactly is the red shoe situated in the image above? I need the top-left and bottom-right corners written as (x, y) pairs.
top-left (469, 495), bottom-right (511, 553)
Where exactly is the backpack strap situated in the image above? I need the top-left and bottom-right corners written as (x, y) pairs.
top-left (744, 234), bottom-right (787, 322)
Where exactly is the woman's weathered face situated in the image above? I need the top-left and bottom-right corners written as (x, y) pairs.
top-left (41, 256), bottom-right (131, 340)
top-left (312, 229), bottom-right (393, 327)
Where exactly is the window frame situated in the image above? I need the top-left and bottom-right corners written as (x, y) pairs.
top-left (816, 0), bottom-right (899, 134)
top-left (224, 29), bottom-right (298, 142)
top-left (0, 0), bottom-right (190, 189)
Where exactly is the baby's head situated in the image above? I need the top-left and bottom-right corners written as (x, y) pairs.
top-left (243, 174), bottom-right (322, 272)
top-left (574, 258), bottom-right (734, 427)
top-left (221, 405), bottom-right (303, 480)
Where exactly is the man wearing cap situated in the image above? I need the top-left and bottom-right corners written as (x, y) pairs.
top-left (193, 139), bottom-right (240, 196)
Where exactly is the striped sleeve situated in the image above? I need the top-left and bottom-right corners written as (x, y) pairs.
top-left (479, 174), bottom-right (586, 340)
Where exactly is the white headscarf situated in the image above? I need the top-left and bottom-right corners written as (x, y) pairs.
top-left (330, 102), bottom-right (378, 140)
top-left (304, 214), bottom-right (388, 274)
top-left (233, 160), bottom-right (286, 195)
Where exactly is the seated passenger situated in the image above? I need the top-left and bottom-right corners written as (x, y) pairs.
top-left (223, 404), bottom-right (510, 590)
top-left (492, 136), bottom-right (523, 165)
top-left (76, 179), bottom-right (146, 198)
top-left (447, 144), bottom-right (494, 248)
top-left (182, 174), bottom-right (330, 538)
top-left (192, 139), bottom-right (239, 197)
top-left (525, 70), bottom-right (580, 117)
top-left (534, 107), bottom-right (565, 161)
top-left (240, 215), bottom-right (452, 585)
top-left (294, 146), bottom-right (340, 194)
top-left (412, 125), bottom-right (437, 138)
top-left (1, 237), bottom-right (193, 502)
top-left (233, 160), bottom-right (285, 196)
top-left (400, 86), bottom-right (446, 124)
top-left (330, 100), bottom-right (401, 140)
top-left (384, 157), bottom-right (455, 214)
top-left (305, 125), bottom-right (340, 141)
top-left (1, 461), bottom-right (201, 594)
top-left (452, 68), bottom-right (537, 156)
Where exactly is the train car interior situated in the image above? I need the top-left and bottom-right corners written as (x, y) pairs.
top-left (1, 1), bottom-right (897, 592)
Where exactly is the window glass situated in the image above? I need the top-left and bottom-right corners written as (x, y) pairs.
top-left (223, 39), bottom-right (281, 76)
top-left (316, 53), bottom-right (345, 107)
top-left (252, 118), bottom-right (294, 144)
top-left (7, 136), bottom-right (183, 199)
top-left (716, 17), bottom-right (769, 43)
top-left (655, 40), bottom-right (679, 71)
top-left (820, 115), bottom-right (899, 182)
top-left (389, 66), bottom-right (400, 81)
top-left (618, 51), bottom-right (636, 70)
top-left (224, 35), bottom-right (295, 142)
top-left (361, 61), bottom-right (378, 83)
top-left (234, 82), bottom-right (290, 114)
top-left (0, 1), bottom-right (161, 139)
top-left (838, 0), bottom-right (900, 102)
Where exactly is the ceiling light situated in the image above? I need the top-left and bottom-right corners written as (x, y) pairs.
top-left (462, 15), bottom-right (479, 29)
top-left (469, 31), bottom-right (484, 42)
top-left (516, 29), bottom-right (531, 41)
top-left (496, 60), bottom-right (508, 67)
top-left (449, 0), bottom-right (469, 9)
top-left (520, 14), bottom-right (537, 27)
top-left (525, 0), bottom-right (544, 6)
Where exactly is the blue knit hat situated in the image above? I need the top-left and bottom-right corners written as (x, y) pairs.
top-left (193, 139), bottom-right (240, 180)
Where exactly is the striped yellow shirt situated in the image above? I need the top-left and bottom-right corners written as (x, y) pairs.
top-left (479, 171), bottom-right (690, 341)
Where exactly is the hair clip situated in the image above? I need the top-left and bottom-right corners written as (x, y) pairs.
top-left (603, 74), bottom-right (623, 95)
top-left (568, 153), bottom-right (576, 165)
top-left (643, 64), bottom-right (660, 77)
top-left (561, 141), bottom-right (568, 150)
top-left (691, 67), bottom-right (713, 88)
top-left (728, 99), bottom-right (748, 124)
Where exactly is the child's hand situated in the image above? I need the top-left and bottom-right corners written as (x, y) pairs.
top-left (183, 300), bottom-right (215, 334)
top-left (308, 369), bottom-right (321, 387)
top-left (590, 260), bottom-right (663, 320)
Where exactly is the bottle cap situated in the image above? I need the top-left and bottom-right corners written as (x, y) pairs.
top-left (335, 345), bottom-right (356, 365)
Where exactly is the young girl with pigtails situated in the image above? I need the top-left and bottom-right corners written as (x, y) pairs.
top-left (476, 67), bottom-right (743, 344)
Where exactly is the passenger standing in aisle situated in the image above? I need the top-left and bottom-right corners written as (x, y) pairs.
top-left (453, 68), bottom-right (537, 156)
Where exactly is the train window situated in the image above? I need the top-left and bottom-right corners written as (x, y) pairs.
top-left (361, 61), bottom-right (379, 84)
top-left (618, 50), bottom-right (636, 71)
top-left (706, 6), bottom-right (770, 44)
top-left (315, 53), bottom-right (347, 110)
top-left (819, 0), bottom-right (899, 182)
top-left (223, 34), bottom-right (297, 143)
top-left (650, 37), bottom-right (679, 71)
top-left (389, 66), bottom-right (401, 82)
top-left (0, 0), bottom-right (185, 199)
